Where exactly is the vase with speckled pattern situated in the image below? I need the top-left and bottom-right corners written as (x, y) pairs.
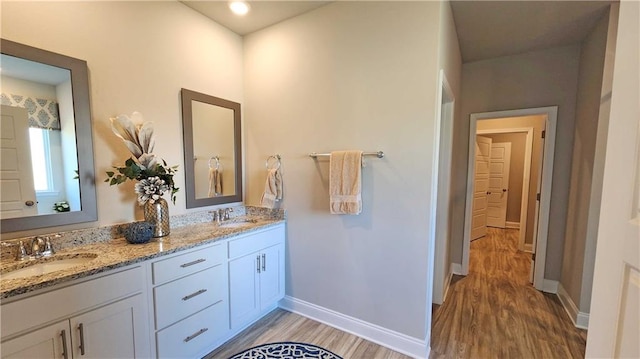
top-left (144, 197), bottom-right (170, 237)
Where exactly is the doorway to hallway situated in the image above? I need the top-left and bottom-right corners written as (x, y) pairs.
top-left (462, 106), bottom-right (557, 291)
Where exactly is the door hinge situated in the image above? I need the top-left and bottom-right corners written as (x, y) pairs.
top-left (532, 253), bottom-right (536, 261)
top-left (537, 193), bottom-right (541, 201)
top-left (541, 130), bottom-right (546, 139)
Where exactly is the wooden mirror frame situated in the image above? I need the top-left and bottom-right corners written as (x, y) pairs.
top-left (1, 39), bottom-right (97, 234)
top-left (181, 88), bottom-right (242, 208)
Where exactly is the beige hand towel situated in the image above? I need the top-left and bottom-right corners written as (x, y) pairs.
top-left (329, 150), bottom-right (362, 215)
top-left (208, 168), bottom-right (222, 197)
top-left (260, 168), bottom-right (283, 208)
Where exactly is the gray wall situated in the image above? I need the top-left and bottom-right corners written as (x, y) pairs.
top-left (561, 9), bottom-right (615, 313)
top-left (451, 45), bottom-right (581, 280)
top-left (244, 1), bottom-right (443, 340)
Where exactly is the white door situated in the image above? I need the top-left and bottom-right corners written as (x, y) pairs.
top-left (1, 320), bottom-right (71, 359)
top-left (70, 295), bottom-right (148, 358)
top-left (587, 2), bottom-right (640, 357)
top-left (0, 105), bottom-right (37, 218)
top-left (471, 136), bottom-right (491, 240)
top-left (259, 244), bottom-right (285, 309)
top-left (229, 251), bottom-right (260, 329)
top-left (487, 142), bottom-right (511, 228)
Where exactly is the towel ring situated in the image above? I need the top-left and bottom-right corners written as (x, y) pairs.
top-left (266, 155), bottom-right (281, 170)
top-left (209, 156), bottom-right (220, 170)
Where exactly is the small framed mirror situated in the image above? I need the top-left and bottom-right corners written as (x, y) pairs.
top-left (181, 89), bottom-right (242, 208)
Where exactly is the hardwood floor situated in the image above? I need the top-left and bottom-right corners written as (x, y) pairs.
top-left (206, 228), bottom-right (586, 359)
top-left (204, 309), bottom-right (412, 359)
top-left (430, 228), bottom-right (588, 358)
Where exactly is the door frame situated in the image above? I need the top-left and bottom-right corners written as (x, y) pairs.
top-left (430, 69), bottom-right (455, 306)
top-left (462, 106), bottom-right (557, 290)
top-left (477, 127), bottom-right (534, 251)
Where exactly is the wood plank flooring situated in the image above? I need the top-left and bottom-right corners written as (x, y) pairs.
top-left (430, 228), bottom-right (588, 358)
top-left (206, 228), bottom-right (586, 359)
top-left (203, 309), bottom-right (412, 359)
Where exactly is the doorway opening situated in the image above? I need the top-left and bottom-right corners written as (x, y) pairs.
top-left (462, 107), bottom-right (558, 290)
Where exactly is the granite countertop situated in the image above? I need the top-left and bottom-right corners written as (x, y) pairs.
top-left (0, 216), bottom-right (284, 300)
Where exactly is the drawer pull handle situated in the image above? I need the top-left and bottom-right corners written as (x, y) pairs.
top-left (78, 323), bottom-right (86, 355)
top-left (61, 329), bottom-right (69, 359)
top-left (180, 258), bottom-right (206, 268)
top-left (184, 328), bottom-right (208, 343)
top-left (182, 289), bottom-right (207, 301)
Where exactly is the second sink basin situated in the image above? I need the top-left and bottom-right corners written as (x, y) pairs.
top-left (1, 254), bottom-right (98, 280)
top-left (218, 219), bottom-right (258, 228)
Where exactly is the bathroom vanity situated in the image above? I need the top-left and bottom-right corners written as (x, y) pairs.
top-left (0, 217), bottom-right (285, 358)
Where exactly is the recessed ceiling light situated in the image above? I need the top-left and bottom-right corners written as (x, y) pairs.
top-left (229, 1), bottom-right (250, 16)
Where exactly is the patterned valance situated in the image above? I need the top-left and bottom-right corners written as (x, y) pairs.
top-left (1, 93), bottom-right (61, 130)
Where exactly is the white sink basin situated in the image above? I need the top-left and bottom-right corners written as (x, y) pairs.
top-left (219, 220), bottom-right (258, 228)
top-left (1, 255), bottom-right (97, 280)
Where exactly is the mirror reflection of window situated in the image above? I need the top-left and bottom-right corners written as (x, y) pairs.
top-left (29, 128), bottom-right (53, 192)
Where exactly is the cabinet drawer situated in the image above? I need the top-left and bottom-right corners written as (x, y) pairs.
top-left (154, 264), bottom-right (227, 330)
top-left (156, 302), bottom-right (228, 359)
top-left (152, 243), bottom-right (225, 284)
top-left (228, 225), bottom-right (285, 259)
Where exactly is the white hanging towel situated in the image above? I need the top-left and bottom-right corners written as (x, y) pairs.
top-left (260, 168), bottom-right (283, 208)
top-left (329, 150), bottom-right (362, 215)
top-left (208, 167), bottom-right (222, 197)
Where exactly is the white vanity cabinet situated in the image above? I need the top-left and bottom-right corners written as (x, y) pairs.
top-left (149, 241), bottom-right (229, 358)
top-left (228, 225), bottom-right (285, 330)
top-left (0, 266), bottom-right (150, 359)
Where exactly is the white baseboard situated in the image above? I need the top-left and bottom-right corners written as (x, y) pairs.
top-left (557, 283), bottom-right (590, 330)
top-left (505, 221), bottom-right (521, 229)
top-left (279, 296), bottom-right (428, 359)
top-left (542, 279), bottom-right (558, 293)
top-left (450, 263), bottom-right (463, 275)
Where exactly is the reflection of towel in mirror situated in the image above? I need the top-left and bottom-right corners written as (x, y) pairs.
top-left (329, 150), bottom-right (362, 215)
top-left (208, 168), bottom-right (222, 197)
top-left (260, 168), bottom-right (283, 208)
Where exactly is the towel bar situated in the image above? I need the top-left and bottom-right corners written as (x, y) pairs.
top-left (309, 151), bottom-right (384, 159)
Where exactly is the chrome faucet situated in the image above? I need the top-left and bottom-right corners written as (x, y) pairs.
top-left (224, 208), bottom-right (233, 220)
top-left (31, 237), bottom-right (45, 256)
top-left (212, 207), bottom-right (234, 224)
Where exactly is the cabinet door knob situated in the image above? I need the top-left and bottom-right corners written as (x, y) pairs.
top-left (25, 200), bottom-right (35, 206)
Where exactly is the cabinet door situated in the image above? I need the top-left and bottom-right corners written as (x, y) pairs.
top-left (70, 294), bottom-right (150, 358)
top-left (229, 252), bottom-right (260, 329)
top-left (259, 243), bottom-right (285, 309)
top-left (1, 321), bottom-right (71, 359)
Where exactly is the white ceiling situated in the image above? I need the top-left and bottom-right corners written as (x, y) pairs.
top-left (450, 0), bottom-right (614, 62)
top-left (180, 1), bottom-right (330, 36)
top-left (180, 1), bottom-right (614, 62)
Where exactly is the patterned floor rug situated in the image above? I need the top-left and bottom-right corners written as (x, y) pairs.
top-left (228, 342), bottom-right (343, 359)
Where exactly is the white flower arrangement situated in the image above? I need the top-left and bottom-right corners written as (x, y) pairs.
top-left (105, 112), bottom-right (178, 205)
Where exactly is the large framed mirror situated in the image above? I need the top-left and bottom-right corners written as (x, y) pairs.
top-left (1, 39), bottom-right (97, 233)
top-left (181, 89), bottom-right (242, 208)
